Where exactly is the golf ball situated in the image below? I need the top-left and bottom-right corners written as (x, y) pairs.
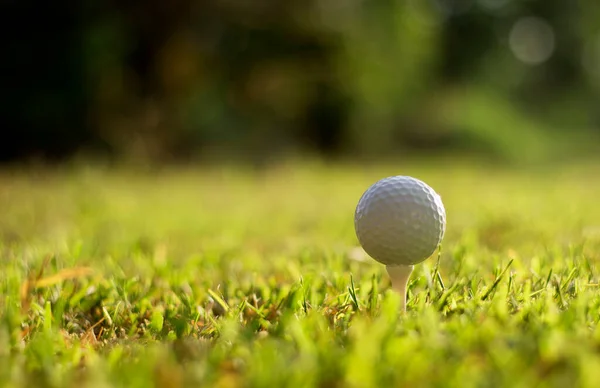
top-left (354, 176), bottom-right (446, 266)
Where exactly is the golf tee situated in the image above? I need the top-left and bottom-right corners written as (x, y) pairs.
top-left (386, 264), bottom-right (414, 312)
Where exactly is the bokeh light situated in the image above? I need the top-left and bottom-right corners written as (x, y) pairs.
top-left (509, 17), bottom-right (555, 65)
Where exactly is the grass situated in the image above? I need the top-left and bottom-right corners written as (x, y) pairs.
top-left (1, 160), bottom-right (600, 387)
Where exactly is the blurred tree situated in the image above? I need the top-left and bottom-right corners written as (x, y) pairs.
top-left (0, 0), bottom-right (598, 164)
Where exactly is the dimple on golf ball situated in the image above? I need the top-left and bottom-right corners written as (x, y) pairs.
top-left (354, 176), bottom-right (446, 266)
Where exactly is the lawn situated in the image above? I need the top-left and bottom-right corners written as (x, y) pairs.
top-left (1, 160), bottom-right (600, 387)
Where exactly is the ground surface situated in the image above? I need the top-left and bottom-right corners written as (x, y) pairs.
top-left (1, 160), bottom-right (600, 387)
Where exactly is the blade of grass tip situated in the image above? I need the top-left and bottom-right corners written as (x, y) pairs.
top-left (102, 306), bottom-right (113, 326)
top-left (436, 281), bottom-right (462, 312)
top-left (277, 284), bottom-right (299, 310)
top-left (583, 255), bottom-right (594, 283)
top-left (238, 299), bottom-right (247, 315)
top-left (584, 255), bottom-right (595, 281)
top-left (205, 314), bottom-right (220, 335)
top-left (348, 274), bottom-right (360, 311)
top-left (433, 246), bottom-right (445, 291)
top-left (561, 267), bottom-right (578, 292)
top-left (555, 280), bottom-right (565, 307)
top-left (368, 273), bottom-right (378, 314)
top-left (301, 277), bottom-right (310, 314)
top-left (245, 302), bottom-right (271, 326)
top-left (481, 259), bottom-right (514, 301)
top-left (207, 289), bottom-right (230, 313)
top-left (529, 288), bottom-right (546, 298)
top-left (545, 269), bottom-right (553, 288)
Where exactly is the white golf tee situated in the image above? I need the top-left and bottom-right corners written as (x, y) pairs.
top-left (386, 264), bottom-right (414, 312)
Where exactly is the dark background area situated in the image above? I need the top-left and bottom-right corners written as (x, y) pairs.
top-left (2, 0), bottom-right (599, 165)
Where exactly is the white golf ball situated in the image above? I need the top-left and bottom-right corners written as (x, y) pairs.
top-left (354, 176), bottom-right (446, 266)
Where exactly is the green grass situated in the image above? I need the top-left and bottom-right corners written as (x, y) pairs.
top-left (1, 160), bottom-right (600, 387)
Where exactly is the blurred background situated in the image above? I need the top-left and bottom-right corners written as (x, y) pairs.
top-left (2, 0), bottom-right (599, 166)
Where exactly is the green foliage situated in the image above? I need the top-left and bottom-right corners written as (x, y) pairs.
top-left (1, 160), bottom-right (600, 386)
top-left (9, 0), bottom-right (599, 162)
